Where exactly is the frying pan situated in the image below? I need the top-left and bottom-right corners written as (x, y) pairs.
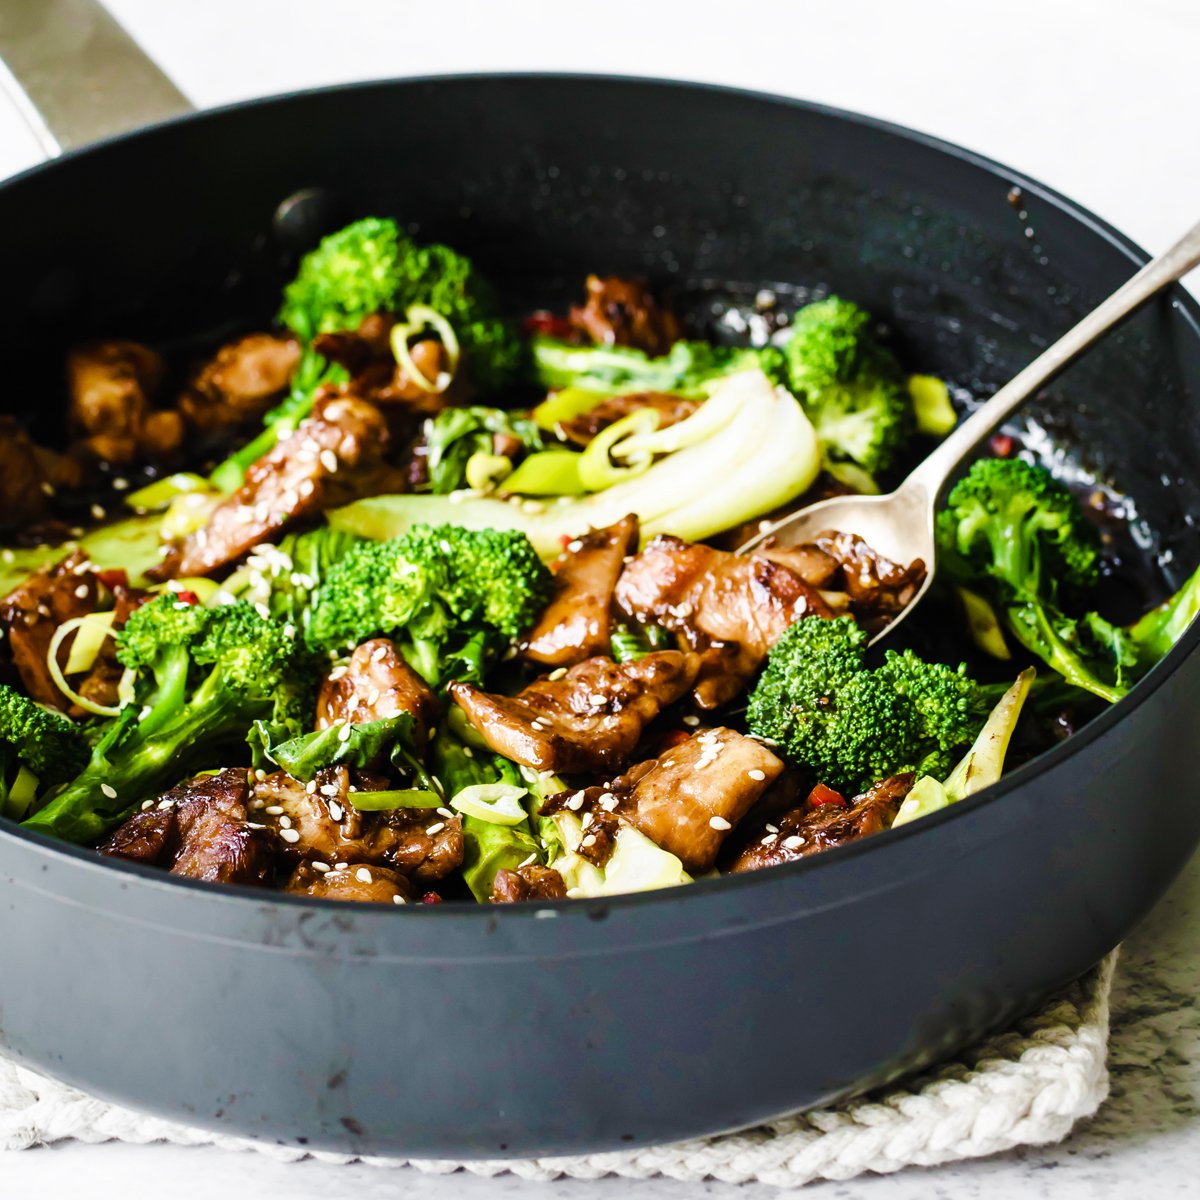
top-left (0, 1), bottom-right (1198, 1159)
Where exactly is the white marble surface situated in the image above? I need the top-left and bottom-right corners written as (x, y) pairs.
top-left (2, 1), bottom-right (1200, 1195)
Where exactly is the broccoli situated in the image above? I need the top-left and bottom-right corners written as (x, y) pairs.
top-left (0, 685), bottom-right (89, 820)
top-left (422, 406), bottom-right (545, 494)
top-left (531, 335), bottom-right (786, 395)
top-left (746, 616), bottom-right (985, 794)
top-left (936, 458), bottom-right (1132, 702)
top-left (781, 296), bottom-right (915, 476)
top-left (305, 524), bottom-right (553, 686)
top-left (22, 596), bottom-right (318, 844)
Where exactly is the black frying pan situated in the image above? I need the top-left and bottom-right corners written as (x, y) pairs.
top-left (0, 3), bottom-right (1198, 1158)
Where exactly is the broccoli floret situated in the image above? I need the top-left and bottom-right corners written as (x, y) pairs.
top-left (306, 524), bottom-right (552, 686)
top-left (532, 335), bottom-right (786, 394)
top-left (22, 596), bottom-right (318, 844)
top-left (746, 616), bottom-right (984, 794)
top-left (0, 685), bottom-right (89, 820)
top-left (782, 296), bottom-right (914, 475)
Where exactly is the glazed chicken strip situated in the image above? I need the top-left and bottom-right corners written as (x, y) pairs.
top-left (522, 515), bottom-right (639, 667)
top-left (253, 768), bottom-right (464, 884)
top-left (285, 861), bottom-right (413, 904)
top-left (615, 535), bottom-right (832, 708)
top-left (491, 864), bottom-right (569, 904)
top-left (66, 339), bottom-right (184, 464)
top-left (99, 768), bottom-right (276, 886)
top-left (568, 274), bottom-right (682, 355)
top-left (316, 638), bottom-right (441, 750)
top-left (164, 393), bottom-right (392, 577)
top-left (449, 651), bottom-right (699, 774)
top-left (729, 774), bottom-right (915, 873)
top-left (179, 333), bottom-right (301, 437)
top-left (0, 550), bottom-right (99, 710)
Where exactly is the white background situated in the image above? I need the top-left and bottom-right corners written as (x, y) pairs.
top-left (3, 1), bottom-right (1200, 1197)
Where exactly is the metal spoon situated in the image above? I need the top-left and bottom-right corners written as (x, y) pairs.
top-left (738, 216), bottom-right (1200, 642)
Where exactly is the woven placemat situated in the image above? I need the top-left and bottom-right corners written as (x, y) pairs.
top-left (0, 952), bottom-right (1115, 1187)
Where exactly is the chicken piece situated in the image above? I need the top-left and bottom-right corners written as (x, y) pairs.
top-left (0, 418), bottom-right (85, 529)
top-left (491, 864), bottom-right (568, 904)
top-left (556, 393), bottom-right (699, 447)
top-left (615, 535), bottom-right (832, 708)
top-left (450, 651), bottom-right (699, 774)
top-left (98, 768), bottom-right (277, 887)
top-left (162, 393), bottom-right (393, 577)
top-left (252, 768), bottom-right (464, 884)
top-left (0, 550), bottom-right (99, 709)
top-left (66, 340), bottom-right (183, 464)
top-left (316, 638), bottom-right (441, 749)
top-left (179, 333), bottom-right (301, 437)
top-left (569, 275), bottom-right (682, 355)
top-left (285, 861), bottom-right (413, 904)
top-left (728, 774), bottom-right (915, 874)
top-left (522, 515), bottom-right (639, 667)
top-left (812, 531), bottom-right (927, 630)
top-left (620, 728), bottom-right (783, 872)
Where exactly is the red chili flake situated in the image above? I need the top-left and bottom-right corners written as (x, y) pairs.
top-left (807, 783), bottom-right (847, 809)
top-left (522, 311), bottom-right (574, 339)
top-left (175, 590), bottom-right (201, 606)
top-left (96, 568), bottom-right (128, 590)
top-left (420, 891), bottom-right (443, 905)
top-left (989, 434), bottom-right (1015, 458)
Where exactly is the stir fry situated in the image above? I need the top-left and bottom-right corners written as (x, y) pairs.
top-left (1, 217), bottom-right (1197, 905)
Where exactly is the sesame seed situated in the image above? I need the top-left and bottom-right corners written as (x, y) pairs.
top-left (392, 894), bottom-right (406, 905)
top-left (327, 802), bottom-right (344, 822)
top-left (372, 646), bottom-right (387, 662)
top-left (40, 481), bottom-right (56, 496)
top-left (319, 783), bottom-right (339, 797)
top-left (335, 861), bottom-right (349, 870)
top-left (278, 816), bottom-right (292, 829)
top-left (306, 780), bottom-right (318, 794)
top-left (709, 816), bottom-right (732, 831)
top-left (765, 823), bottom-right (779, 834)
top-left (748, 769), bottom-right (766, 781)
top-left (73, 583), bottom-right (88, 599)
top-left (580, 833), bottom-right (597, 848)
top-left (320, 449), bottom-right (339, 472)
top-left (337, 724), bottom-right (352, 742)
top-left (246, 822), bottom-right (266, 830)
top-left (530, 719), bottom-right (545, 731)
top-left (548, 667), bottom-right (567, 681)
top-left (112, 477), bottom-right (129, 491)
top-left (426, 822), bottom-right (446, 835)
top-left (581, 813), bottom-right (594, 830)
top-left (157, 799), bottom-right (174, 811)
top-left (566, 791), bottom-right (586, 811)
top-left (312, 861), bottom-right (331, 873)
top-left (437, 807), bottom-right (454, 819)
top-left (250, 798), bottom-right (265, 810)
top-left (355, 867), bottom-right (373, 883)
top-left (140, 800), bottom-right (153, 811)
top-left (100, 783), bottom-right (117, 799)
top-left (682, 715), bottom-right (700, 727)
top-left (366, 689), bottom-right (380, 706)
top-left (589, 693), bottom-right (607, 707)
top-left (264, 805), bottom-right (284, 815)
top-left (280, 828), bottom-right (301, 844)
top-left (761, 833), bottom-right (778, 846)
top-left (0, 550), bottom-right (12, 564)
top-left (783, 835), bottom-right (805, 850)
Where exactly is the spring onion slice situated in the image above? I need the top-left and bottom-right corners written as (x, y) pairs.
top-left (450, 782), bottom-right (529, 826)
top-left (47, 615), bottom-right (124, 717)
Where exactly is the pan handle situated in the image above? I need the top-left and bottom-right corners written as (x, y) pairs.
top-left (0, 0), bottom-right (192, 158)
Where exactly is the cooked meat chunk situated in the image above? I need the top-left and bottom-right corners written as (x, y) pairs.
top-left (491, 864), bottom-right (568, 904)
top-left (285, 861), bottom-right (413, 904)
top-left (98, 768), bottom-right (276, 887)
top-left (729, 774), bottom-right (915, 873)
top-left (313, 313), bottom-right (397, 374)
top-left (163, 393), bottom-right (392, 577)
top-left (0, 550), bottom-right (98, 709)
top-left (0, 418), bottom-right (85, 529)
top-left (253, 768), bottom-right (464, 884)
top-left (569, 275), bottom-right (681, 355)
top-left (450, 651), bottom-right (698, 774)
top-left (71, 583), bottom-right (148, 715)
top-left (523, 515), bottom-right (639, 667)
top-left (540, 784), bottom-right (624, 866)
top-left (615, 535), bottom-right (832, 708)
top-left (557, 393), bottom-right (699, 447)
top-left (179, 333), bottom-right (301, 437)
top-left (620, 728), bottom-right (783, 872)
top-left (811, 531), bottom-right (927, 629)
top-left (66, 340), bottom-right (183, 464)
top-left (316, 638), bottom-right (441, 749)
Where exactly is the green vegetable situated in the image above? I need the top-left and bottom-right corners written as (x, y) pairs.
top-left (330, 370), bottom-right (821, 560)
top-left (430, 732), bottom-right (543, 901)
top-left (532, 335), bottom-right (786, 395)
top-left (892, 667), bottom-right (1035, 827)
top-left (23, 596), bottom-right (318, 843)
top-left (609, 622), bottom-right (669, 662)
top-left (0, 685), bottom-right (89, 821)
top-left (124, 472), bottom-right (211, 512)
top-left (746, 615), bottom-right (985, 794)
top-left (908, 374), bottom-right (958, 437)
top-left (933, 457), bottom-right (1190, 704)
top-left (464, 453), bottom-right (513, 493)
top-left (501, 449), bottom-right (587, 496)
top-left (423, 406), bottom-right (544, 494)
top-left (577, 407), bottom-right (658, 491)
top-left (532, 386), bottom-right (609, 430)
top-left (346, 788), bottom-right (443, 811)
top-left (781, 296), bottom-right (915, 476)
top-left (449, 782), bottom-right (530, 826)
top-left (550, 812), bottom-right (691, 897)
top-left (305, 524), bottom-right (553, 687)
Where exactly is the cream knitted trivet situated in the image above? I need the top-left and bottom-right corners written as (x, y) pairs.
top-left (0, 952), bottom-right (1115, 1187)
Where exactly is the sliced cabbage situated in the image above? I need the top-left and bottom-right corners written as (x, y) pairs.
top-left (551, 812), bottom-right (691, 898)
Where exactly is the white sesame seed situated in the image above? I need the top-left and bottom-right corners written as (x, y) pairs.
top-left (112, 476), bottom-right (129, 491)
top-left (581, 813), bottom-right (594, 830)
top-left (157, 799), bottom-right (174, 811)
top-left (682, 714), bottom-right (700, 727)
top-left (89, 503), bottom-right (106, 520)
top-left (392, 894), bottom-right (406, 904)
top-left (40, 481), bottom-right (56, 496)
top-left (709, 815), bottom-right (732, 831)
top-left (312, 861), bottom-right (331, 873)
top-left (426, 822), bottom-right (446, 835)
top-left (761, 834), bottom-right (778, 846)
top-left (566, 791), bottom-right (586, 811)
top-left (748, 769), bottom-right (766, 781)
top-left (337, 724), bottom-right (352, 742)
top-left (73, 583), bottom-right (88, 599)
top-left (355, 867), bottom-right (372, 883)
top-left (140, 800), bottom-right (153, 811)
top-left (589, 693), bottom-right (607, 707)
top-left (437, 807), bottom-right (454, 819)
top-left (264, 805), bottom-right (284, 815)
top-left (366, 689), bottom-right (381, 706)
top-left (548, 667), bottom-right (567, 681)
top-left (305, 780), bottom-right (318, 794)
top-left (319, 783), bottom-right (339, 797)
top-left (783, 835), bottom-right (805, 850)
top-left (100, 783), bottom-right (117, 799)
top-left (246, 821), bottom-right (266, 830)
top-left (278, 815), bottom-right (292, 829)
top-left (327, 802), bottom-right (344, 822)
top-left (280, 828), bottom-right (301, 844)
top-left (580, 833), bottom-right (597, 848)
top-left (335, 861), bottom-right (349, 870)
top-left (320, 449), bottom-right (339, 472)
top-left (250, 798), bottom-right (265, 810)
top-left (765, 823), bottom-right (779, 834)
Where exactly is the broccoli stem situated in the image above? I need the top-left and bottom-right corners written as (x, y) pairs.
top-left (1005, 600), bottom-right (1126, 705)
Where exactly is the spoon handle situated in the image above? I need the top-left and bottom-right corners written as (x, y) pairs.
top-left (904, 216), bottom-right (1200, 499)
